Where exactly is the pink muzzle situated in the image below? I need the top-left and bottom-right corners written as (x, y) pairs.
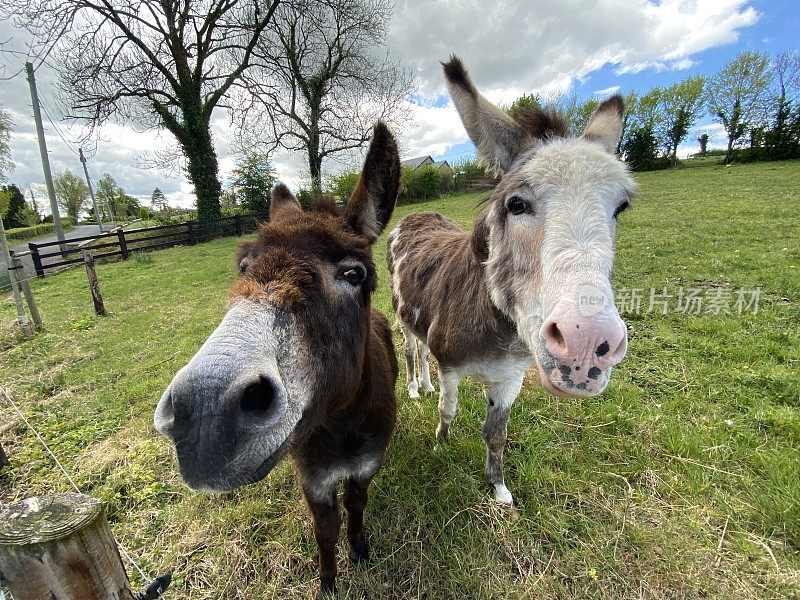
top-left (537, 308), bottom-right (628, 397)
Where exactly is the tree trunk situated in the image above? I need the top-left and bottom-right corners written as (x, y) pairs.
top-left (0, 494), bottom-right (136, 600)
top-left (183, 126), bottom-right (222, 224)
top-left (308, 127), bottom-right (323, 198)
top-left (725, 136), bottom-right (735, 165)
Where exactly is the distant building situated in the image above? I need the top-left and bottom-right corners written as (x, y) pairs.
top-left (401, 155), bottom-right (453, 176)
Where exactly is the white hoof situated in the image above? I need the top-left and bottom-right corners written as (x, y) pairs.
top-left (421, 381), bottom-right (436, 394)
top-left (408, 386), bottom-right (420, 399)
top-left (493, 484), bottom-right (514, 506)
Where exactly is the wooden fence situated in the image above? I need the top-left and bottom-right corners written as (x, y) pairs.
top-left (28, 213), bottom-right (264, 277)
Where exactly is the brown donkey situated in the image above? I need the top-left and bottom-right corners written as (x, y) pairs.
top-left (388, 57), bottom-right (636, 506)
top-left (155, 123), bottom-right (400, 596)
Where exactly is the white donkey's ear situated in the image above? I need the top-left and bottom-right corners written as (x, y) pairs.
top-left (583, 95), bottom-right (624, 154)
top-left (443, 56), bottom-right (529, 175)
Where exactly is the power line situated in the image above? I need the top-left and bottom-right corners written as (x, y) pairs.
top-left (38, 97), bottom-right (81, 158)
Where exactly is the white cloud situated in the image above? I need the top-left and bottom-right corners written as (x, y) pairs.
top-left (1, 0), bottom-right (761, 201)
top-left (593, 85), bottom-right (621, 97)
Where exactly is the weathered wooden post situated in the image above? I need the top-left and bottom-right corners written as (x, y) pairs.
top-left (28, 243), bottom-right (45, 278)
top-left (0, 494), bottom-right (136, 599)
top-left (185, 221), bottom-right (196, 245)
top-left (82, 251), bottom-right (106, 316)
top-left (116, 228), bottom-right (129, 260)
top-left (10, 251), bottom-right (43, 330)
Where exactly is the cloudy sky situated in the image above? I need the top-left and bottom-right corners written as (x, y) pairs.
top-left (0, 0), bottom-right (797, 211)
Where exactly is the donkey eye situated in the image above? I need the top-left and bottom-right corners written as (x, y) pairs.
top-left (613, 200), bottom-right (630, 219)
top-left (506, 196), bottom-right (529, 216)
top-left (340, 267), bottom-right (366, 286)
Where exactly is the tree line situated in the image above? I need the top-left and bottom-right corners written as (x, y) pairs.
top-left (509, 49), bottom-right (800, 171)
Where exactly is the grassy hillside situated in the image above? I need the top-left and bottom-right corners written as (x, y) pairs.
top-left (1, 159), bottom-right (799, 599)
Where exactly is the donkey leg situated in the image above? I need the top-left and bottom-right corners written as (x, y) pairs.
top-left (343, 476), bottom-right (372, 564)
top-left (418, 341), bottom-right (436, 394)
top-left (400, 323), bottom-right (420, 399)
top-left (303, 488), bottom-right (341, 597)
top-left (435, 369), bottom-right (461, 442)
top-left (483, 377), bottom-right (523, 505)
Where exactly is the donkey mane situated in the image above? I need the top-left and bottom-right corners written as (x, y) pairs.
top-left (514, 106), bottom-right (571, 140)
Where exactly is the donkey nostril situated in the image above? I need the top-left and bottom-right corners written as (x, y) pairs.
top-left (240, 375), bottom-right (276, 415)
top-left (547, 322), bottom-right (566, 349)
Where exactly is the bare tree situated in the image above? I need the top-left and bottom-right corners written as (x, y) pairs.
top-left (4, 0), bottom-right (280, 222)
top-left (240, 0), bottom-right (413, 195)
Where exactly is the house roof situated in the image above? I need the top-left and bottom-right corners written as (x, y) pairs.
top-left (400, 155), bottom-right (433, 169)
top-left (432, 160), bottom-right (452, 170)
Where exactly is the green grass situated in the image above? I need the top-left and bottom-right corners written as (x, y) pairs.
top-left (1, 159), bottom-right (799, 599)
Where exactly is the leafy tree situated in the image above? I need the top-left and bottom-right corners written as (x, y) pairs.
top-left (1, 184), bottom-right (27, 229)
top-left (230, 154), bottom-right (276, 215)
top-left (507, 94), bottom-right (542, 120)
top-left (763, 50), bottom-right (800, 160)
top-left (0, 106), bottom-right (11, 184)
top-left (243, 0), bottom-right (412, 195)
top-left (4, 0), bottom-right (281, 223)
top-left (617, 90), bottom-right (640, 154)
top-left (697, 133), bottom-right (709, 155)
top-left (151, 187), bottom-right (168, 212)
top-left (54, 170), bottom-right (89, 222)
top-left (660, 76), bottom-right (705, 166)
top-left (705, 50), bottom-right (772, 164)
top-left (96, 174), bottom-right (129, 221)
top-left (329, 171), bottom-right (359, 201)
top-left (622, 126), bottom-right (667, 172)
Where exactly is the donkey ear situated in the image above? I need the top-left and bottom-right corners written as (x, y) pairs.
top-left (269, 183), bottom-right (301, 220)
top-left (345, 122), bottom-right (400, 241)
top-left (582, 95), bottom-right (624, 154)
top-left (443, 56), bottom-right (529, 175)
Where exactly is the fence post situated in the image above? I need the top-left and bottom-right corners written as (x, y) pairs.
top-left (10, 251), bottom-right (43, 330)
top-left (117, 228), bottom-right (129, 259)
top-left (0, 443), bottom-right (8, 470)
top-left (186, 220), bottom-right (197, 245)
top-left (83, 251), bottom-right (106, 316)
top-left (0, 494), bottom-right (138, 600)
top-left (28, 242), bottom-right (45, 278)
top-left (235, 214), bottom-right (242, 236)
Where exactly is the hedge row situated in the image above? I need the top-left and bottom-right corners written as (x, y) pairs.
top-left (4, 222), bottom-right (75, 242)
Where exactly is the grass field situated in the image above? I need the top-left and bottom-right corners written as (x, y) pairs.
top-left (1, 159), bottom-right (799, 599)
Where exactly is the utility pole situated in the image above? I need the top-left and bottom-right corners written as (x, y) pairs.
top-left (79, 148), bottom-right (103, 232)
top-left (25, 62), bottom-right (65, 249)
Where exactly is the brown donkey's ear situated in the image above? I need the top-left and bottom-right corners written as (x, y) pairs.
top-left (269, 183), bottom-right (302, 220)
top-left (443, 56), bottom-right (529, 175)
top-left (345, 122), bottom-right (400, 241)
top-left (582, 95), bottom-right (624, 154)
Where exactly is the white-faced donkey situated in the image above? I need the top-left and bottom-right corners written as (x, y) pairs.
top-left (388, 57), bottom-right (636, 506)
top-left (155, 123), bottom-right (400, 596)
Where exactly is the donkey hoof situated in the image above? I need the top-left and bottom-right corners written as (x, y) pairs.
top-left (422, 383), bottom-right (436, 394)
top-left (493, 484), bottom-right (514, 506)
top-left (317, 578), bottom-right (337, 598)
top-left (408, 386), bottom-right (420, 399)
top-left (349, 538), bottom-right (369, 564)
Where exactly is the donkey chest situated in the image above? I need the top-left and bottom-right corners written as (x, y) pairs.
top-left (296, 428), bottom-right (383, 502)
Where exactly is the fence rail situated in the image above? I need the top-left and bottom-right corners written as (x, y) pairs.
top-left (28, 213), bottom-right (264, 277)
